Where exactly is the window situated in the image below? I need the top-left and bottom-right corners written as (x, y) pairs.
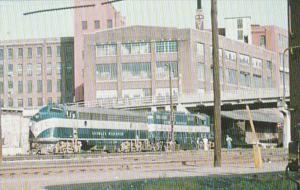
top-left (156, 61), bottom-right (178, 79)
top-left (239, 71), bottom-right (251, 87)
top-left (8, 48), bottom-right (13, 59)
top-left (210, 47), bottom-right (223, 62)
top-left (37, 80), bottom-right (43, 93)
top-left (259, 35), bottom-right (266, 47)
top-left (28, 98), bottom-right (32, 107)
top-left (0, 65), bottom-right (3, 77)
top-left (96, 64), bottom-right (117, 81)
top-left (36, 64), bottom-right (42, 75)
top-left (18, 99), bottom-right (23, 107)
top-left (82, 21), bottom-right (87, 30)
top-left (57, 62), bottom-right (62, 75)
top-left (18, 81), bottom-right (23, 93)
top-left (121, 42), bottom-right (151, 55)
top-left (47, 47), bottom-right (52, 57)
top-left (17, 64), bottom-right (23, 76)
top-left (57, 79), bottom-right (61, 92)
top-left (239, 54), bottom-right (250, 66)
top-left (27, 47), bottom-right (32, 58)
top-left (266, 77), bottom-right (273, 88)
top-left (8, 80), bottom-right (13, 89)
top-left (96, 44), bottom-right (117, 57)
top-left (155, 41), bottom-right (177, 53)
top-left (94, 20), bottom-right (100, 29)
top-left (27, 80), bottom-right (32, 93)
top-left (238, 30), bottom-right (243, 40)
top-left (37, 47), bottom-right (43, 57)
top-left (56, 46), bottom-right (61, 57)
top-left (18, 48), bottom-right (23, 58)
top-left (107, 19), bottom-right (112, 28)
top-left (47, 80), bottom-right (52, 92)
top-left (253, 74), bottom-right (262, 88)
top-left (27, 64), bottom-right (32, 76)
top-left (225, 69), bottom-right (237, 85)
top-left (8, 64), bottom-right (13, 75)
top-left (198, 63), bottom-right (205, 81)
top-left (197, 43), bottom-right (204, 58)
top-left (237, 18), bottom-right (243, 29)
top-left (252, 58), bottom-right (262, 69)
top-left (8, 98), bottom-right (13, 107)
top-left (0, 82), bottom-right (3, 94)
top-left (122, 62), bottom-right (151, 80)
top-left (211, 66), bottom-right (223, 83)
top-left (38, 97), bottom-right (43, 106)
top-left (0, 49), bottom-right (3, 60)
top-left (122, 88), bottom-right (151, 98)
top-left (225, 50), bottom-right (236, 62)
top-left (47, 63), bottom-right (52, 75)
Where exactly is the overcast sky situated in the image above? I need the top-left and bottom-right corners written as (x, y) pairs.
top-left (0, 0), bottom-right (287, 40)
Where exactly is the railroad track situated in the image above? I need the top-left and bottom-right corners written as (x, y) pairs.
top-left (0, 149), bottom-right (287, 177)
top-left (4, 148), bottom-right (288, 161)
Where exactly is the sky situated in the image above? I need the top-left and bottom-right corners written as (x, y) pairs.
top-left (0, 0), bottom-right (288, 40)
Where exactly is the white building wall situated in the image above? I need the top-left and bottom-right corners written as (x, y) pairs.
top-left (2, 113), bottom-right (30, 156)
top-left (224, 17), bottom-right (252, 44)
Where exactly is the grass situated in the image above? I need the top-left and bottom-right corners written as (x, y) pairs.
top-left (46, 172), bottom-right (297, 190)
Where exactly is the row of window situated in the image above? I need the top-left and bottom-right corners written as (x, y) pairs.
top-left (197, 63), bottom-right (273, 88)
top-left (1, 97), bottom-right (61, 107)
top-left (82, 19), bottom-right (113, 30)
top-left (96, 61), bottom-right (178, 81)
top-left (0, 79), bottom-right (61, 94)
top-left (96, 88), bottom-right (179, 99)
top-left (0, 63), bottom-right (63, 77)
top-left (96, 41), bottom-right (178, 57)
top-left (0, 46), bottom-right (61, 60)
top-left (196, 43), bottom-right (271, 70)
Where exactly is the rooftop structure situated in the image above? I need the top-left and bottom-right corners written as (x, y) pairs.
top-left (74, 0), bottom-right (125, 102)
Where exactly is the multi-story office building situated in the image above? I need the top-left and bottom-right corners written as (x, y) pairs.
top-left (251, 25), bottom-right (289, 89)
top-left (83, 25), bottom-right (278, 102)
top-left (74, 0), bottom-right (125, 102)
top-left (0, 37), bottom-right (74, 107)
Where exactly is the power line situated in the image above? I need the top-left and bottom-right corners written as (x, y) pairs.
top-left (23, 4), bottom-right (95, 16)
top-left (102, 0), bottom-right (124, 5)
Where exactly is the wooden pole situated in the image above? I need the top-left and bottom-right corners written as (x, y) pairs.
top-left (246, 105), bottom-right (263, 168)
top-left (0, 101), bottom-right (2, 164)
top-left (168, 63), bottom-right (175, 151)
top-left (211, 0), bottom-right (222, 167)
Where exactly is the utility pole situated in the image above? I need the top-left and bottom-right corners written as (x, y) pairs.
top-left (168, 63), bottom-right (175, 150)
top-left (211, 0), bottom-right (222, 167)
top-left (0, 101), bottom-right (2, 164)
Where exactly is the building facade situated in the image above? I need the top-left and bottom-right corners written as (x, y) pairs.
top-left (251, 25), bottom-right (289, 89)
top-left (74, 0), bottom-right (125, 102)
top-left (0, 37), bottom-right (74, 108)
top-left (83, 26), bottom-right (278, 102)
top-left (224, 16), bottom-right (252, 44)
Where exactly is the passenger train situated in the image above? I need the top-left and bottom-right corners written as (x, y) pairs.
top-left (29, 105), bottom-right (212, 154)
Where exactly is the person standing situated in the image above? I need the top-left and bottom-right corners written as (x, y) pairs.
top-left (226, 134), bottom-right (232, 150)
top-left (203, 136), bottom-right (208, 151)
